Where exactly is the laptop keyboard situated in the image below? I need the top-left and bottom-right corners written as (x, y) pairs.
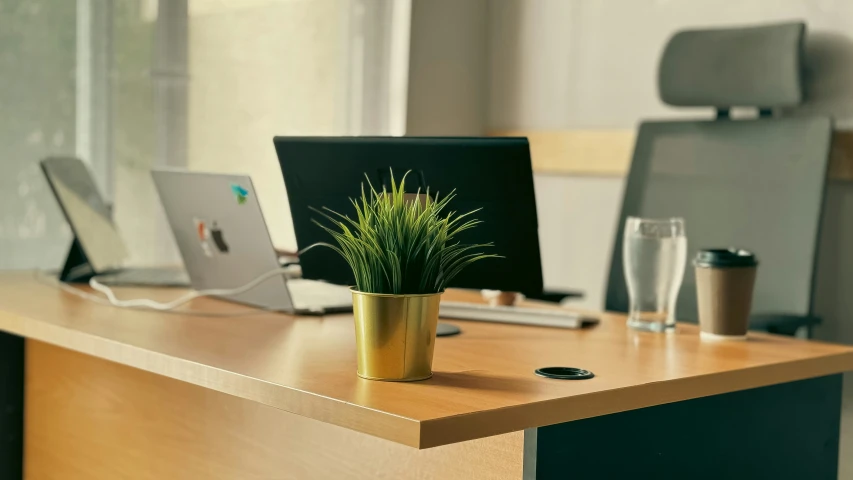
top-left (439, 301), bottom-right (596, 329)
top-left (287, 279), bottom-right (352, 310)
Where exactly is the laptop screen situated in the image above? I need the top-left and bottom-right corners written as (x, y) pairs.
top-left (41, 158), bottom-right (128, 272)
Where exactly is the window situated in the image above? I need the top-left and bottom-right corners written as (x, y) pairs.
top-left (1, 0), bottom-right (409, 269)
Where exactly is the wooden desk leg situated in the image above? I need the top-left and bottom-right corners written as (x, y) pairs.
top-left (0, 332), bottom-right (24, 479)
top-left (524, 375), bottom-right (842, 480)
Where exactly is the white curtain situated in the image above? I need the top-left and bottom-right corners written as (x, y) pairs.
top-left (92, 0), bottom-right (413, 268)
top-left (344, 0), bottom-right (412, 136)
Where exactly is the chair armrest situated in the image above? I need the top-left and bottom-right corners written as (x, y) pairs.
top-left (525, 289), bottom-right (584, 304)
top-left (749, 313), bottom-right (821, 336)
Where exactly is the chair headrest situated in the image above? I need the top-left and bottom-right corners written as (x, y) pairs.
top-left (658, 22), bottom-right (805, 108)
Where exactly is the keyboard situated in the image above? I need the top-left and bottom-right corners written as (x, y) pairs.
top-left (439, 301), bottom-right (598, 329)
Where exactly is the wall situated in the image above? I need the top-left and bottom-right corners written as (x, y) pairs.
top-left (111, 0), bottom-right (176, 267)
top-left (187, 0), bottom-right (347, 252)
top-left (533, 175), bottom-right (623, 309)
top-left (489, 0), bottom-right (853, 130)
top-left (405, 0), bottom-right (488, 135)
top-left (403, 0), bottom-right (623, 309)
top-left (109, 0), bottom-right (348, 268)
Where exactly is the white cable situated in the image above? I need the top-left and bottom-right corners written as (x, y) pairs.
top-left (36, 271), bottom-right (121, 306)
top-left (36, 242), bottom-right (330, 316)
top-left (88, 267), bottom-right (292, 311)
top-left (33, 270), bottom-right (281, 317)
top-left (296, 242), bottom-right (332, 256)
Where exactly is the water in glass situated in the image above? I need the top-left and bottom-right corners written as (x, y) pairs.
top-left (623, 217), bottom-right (687, 332)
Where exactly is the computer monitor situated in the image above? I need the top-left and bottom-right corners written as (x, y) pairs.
top-left (273, 137), bottom-right (544, 295)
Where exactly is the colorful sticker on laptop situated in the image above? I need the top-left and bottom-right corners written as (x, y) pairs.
top-left (231, 184), bottom-right (249, 205)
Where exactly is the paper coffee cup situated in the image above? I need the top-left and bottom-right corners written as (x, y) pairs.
top-left (693, 249), bottom-right (758, 340)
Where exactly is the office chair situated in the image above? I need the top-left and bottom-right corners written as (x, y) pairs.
top-left (605, 22), bottom-right (833, 336)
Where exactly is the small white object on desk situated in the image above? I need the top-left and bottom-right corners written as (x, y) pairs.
top-left (480, 289), bottom-right (524, 306)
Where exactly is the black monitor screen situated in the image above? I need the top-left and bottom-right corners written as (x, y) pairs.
top-left (274, 137), bottom-right (543, 295)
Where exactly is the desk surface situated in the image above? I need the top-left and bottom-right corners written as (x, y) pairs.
top-left (3, 272), bottom-right (853, 448)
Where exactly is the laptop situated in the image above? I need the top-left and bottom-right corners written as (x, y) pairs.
top-left (40, 157), bottom-right (189, 287)
top-left (151, 169), bottom-right (352, 314)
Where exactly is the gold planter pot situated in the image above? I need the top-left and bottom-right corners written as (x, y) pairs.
top-left (351, 289), bottom-right (442, 381)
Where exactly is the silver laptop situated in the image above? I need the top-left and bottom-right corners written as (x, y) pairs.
top-left (151, 169), bottom-right (352, 314)
top-left (41, 157), bottom-right (189, 287)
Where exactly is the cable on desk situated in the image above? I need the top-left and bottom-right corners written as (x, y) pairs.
top-left (35, 242), bottom-right (334, 316)
top-left (34, 270), bottom-right (286, 317)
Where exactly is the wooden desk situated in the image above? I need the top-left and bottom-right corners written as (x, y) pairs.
top-left (2, 272), bottom-right (852, 479)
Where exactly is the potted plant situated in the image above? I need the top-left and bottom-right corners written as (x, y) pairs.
top-left (313, 170), bottom-right (497, 381)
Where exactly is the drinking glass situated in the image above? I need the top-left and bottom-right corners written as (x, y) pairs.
top-left (622, 217), bottom-right (687, 332)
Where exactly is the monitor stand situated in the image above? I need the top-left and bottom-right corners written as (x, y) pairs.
top-left (437, 322), bottom-right (461, 337)
top-left (59, 238), bottom-right (96, 283)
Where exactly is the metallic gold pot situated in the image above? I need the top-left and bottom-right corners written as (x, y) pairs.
top-left (351, 289), bottom-right (442, 381)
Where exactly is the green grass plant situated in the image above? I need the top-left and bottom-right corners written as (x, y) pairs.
top-left (311, 170), bottom-right (499, 294)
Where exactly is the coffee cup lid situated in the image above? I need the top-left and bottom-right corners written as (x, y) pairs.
top-left (693, 248), bottom-right (758, 268)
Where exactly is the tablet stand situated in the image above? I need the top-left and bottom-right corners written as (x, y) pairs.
top-left (59, 238), bottom-right (96, 283)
